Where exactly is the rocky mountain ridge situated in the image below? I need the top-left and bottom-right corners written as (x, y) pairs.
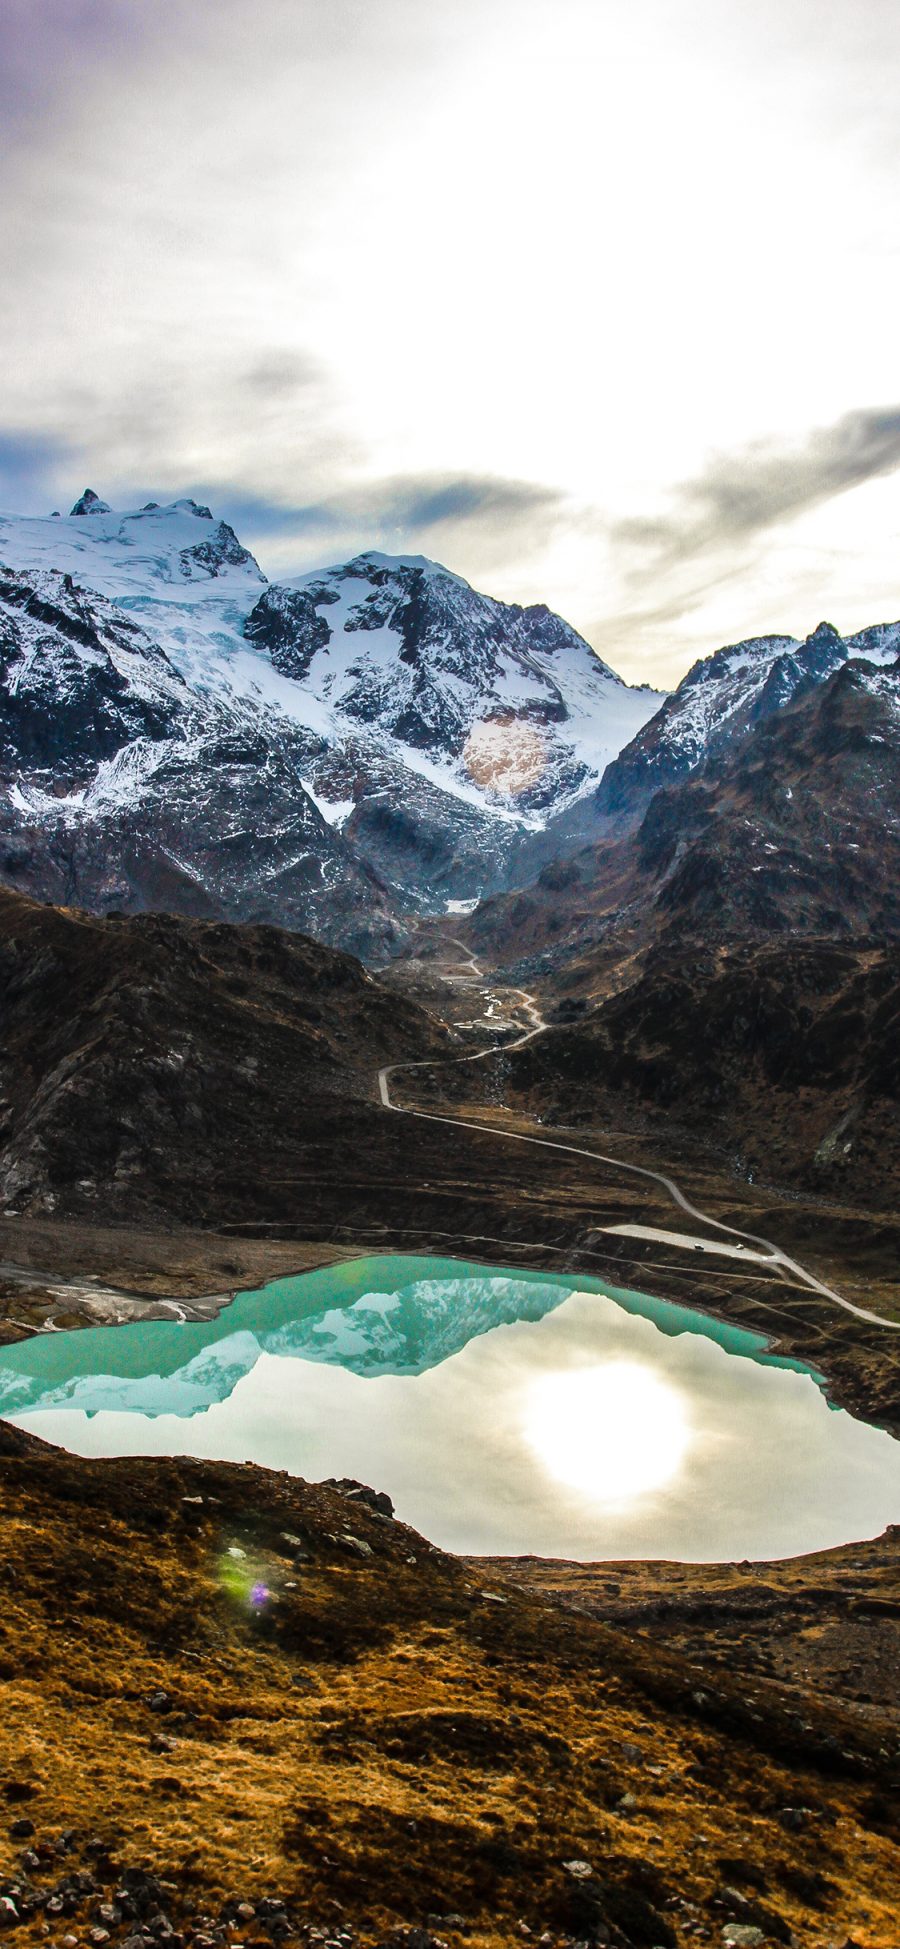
top-left (596, 614), bottom-right (900, 822)
top-left (0, 494), bottom-right (661, 944)
top-left (0, 885), bottom-right (446, 1224)
top-left (247, 549), bottom-right (657, 810)
top-left (4, 486), bottom-right (899, 967)
top-left (501, 937), bottom-right (900, 1207)
top-left (0, 558), bottom-right (397, 957)
top-left (468, 649), bottom-right (900, 977)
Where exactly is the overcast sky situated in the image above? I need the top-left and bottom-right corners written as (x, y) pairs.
top-left (1, 0), bottom-right (899, 684)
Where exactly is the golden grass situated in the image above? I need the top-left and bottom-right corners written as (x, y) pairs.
top-left (0, 1429), bottom-right (898, 1947)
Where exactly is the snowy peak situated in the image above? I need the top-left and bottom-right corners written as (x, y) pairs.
top-left (846, 618), bottom-right (900, 663)
top-left (0, 562), bottom-right (191, 790)
top-left (0, 500), bottom-right (663, 940)
top-left (69, 488), bottom-right (111, 516)
top-left (597, 610), bottom-right (900, 818)
top-left (0, 495), bottom-right (266, 610)
top-left (245, 550), bottom-right (661, 812)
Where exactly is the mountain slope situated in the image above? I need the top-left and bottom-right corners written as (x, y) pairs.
top-left (454, 657), bottom-right (900, 1206)
top-left (0, 561), bottom-right (399, 956)
top-left (248, 550), bottom-right (660, 813)
top-left (469, 652), bottom-right (900, 974)
top-left (0, 496), bottom-right (663, 934)
top-left (3, 1423), bottom-right (898, 1948)
top-left (596, 616), bottom-right (900, 822)
top-left (0, 887), bottom-right (446, 1223)
top-left (502, 938), bottom-right (900, 1205)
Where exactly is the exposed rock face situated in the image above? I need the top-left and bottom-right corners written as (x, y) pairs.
top-left (0, 564), bottom-right (184, 768)
top-left (505, 938), bottom-right (900, 1205)
top-left (0, 563), bottom-right (400, 959)
top-left (244, 552), bottom-right (658, 807)
top-left (177, 518), bottom-right (259, 580)
top-left (244, 584), bottom-right (332, 678)
top-left (470, 652), bottom-right (900, 969)
top-left (69, 487), bottom-right (111, 516)
top-left (0, 502), bottom-right (660, 938)
top-left (0, 886), bottom-right (446, 1223)
top-left (638, 654), bottom-right (900, 940)
top-left (596, 616), bottom-right (900, 821)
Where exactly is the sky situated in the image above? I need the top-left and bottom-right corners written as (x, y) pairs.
top-left (1, 0), bottom-right (899, 686)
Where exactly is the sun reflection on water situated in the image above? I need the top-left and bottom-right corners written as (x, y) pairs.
top-left (524, 1361), bottom-right (691, 1504)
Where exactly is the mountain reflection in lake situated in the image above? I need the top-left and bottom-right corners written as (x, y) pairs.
top-left (2, 1255), bottom-right (898, 1561)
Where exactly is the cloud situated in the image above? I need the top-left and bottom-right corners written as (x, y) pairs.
top-left (0, 428), bottom-right (72, 514)
top-left (238, 352), bottom-right (327, 400)
top-left (374, 473), bottom-right (564, 532)
top-left (612, 405), bottom-right (900, 577)
top-left (0, 1), bottom-right (156, 148)
top-left (208, 491), bottom-right (344, 541)
top-left (228, 471), bottom-right (569, 583)
top-left (350, 469), bottom-right (564, 534)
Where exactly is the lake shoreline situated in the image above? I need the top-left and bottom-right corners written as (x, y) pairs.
top-left (3, 1254), bottom-right (897, 1565)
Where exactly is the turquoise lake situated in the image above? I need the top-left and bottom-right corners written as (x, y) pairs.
top-left (2, 1254), bottom-right (899, 1560)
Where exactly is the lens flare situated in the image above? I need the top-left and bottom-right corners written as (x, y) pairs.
top-left (462, 717), bottom-right (547, 796)
top-left (524, 1362), bottom-right (691, 1504)
top-left (218, 1550), bottom-right (271, 1615)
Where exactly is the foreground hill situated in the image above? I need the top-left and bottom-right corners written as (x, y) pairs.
top-left (0, 1419), bottom-right (897, 1948)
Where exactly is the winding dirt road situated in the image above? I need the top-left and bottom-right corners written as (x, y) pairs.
top-left (379, 941), bottom-right (900, 1333)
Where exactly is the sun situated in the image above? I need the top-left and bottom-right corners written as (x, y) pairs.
top-left (523, 1362), bottom-right (691, 1503)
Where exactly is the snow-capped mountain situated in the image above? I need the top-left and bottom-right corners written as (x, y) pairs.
top-left (246, 552), bottom-right (660, 813)
top-left (0, 547), bottom-right (400, 956)
top-left (0, 490), bottom-right (265, 640)
top-left (597, 617), bottom-right (900, 820)
top-left (0, 560), bottom-right (190, 770)
top-left (0, 492), bottom-right (663, 940)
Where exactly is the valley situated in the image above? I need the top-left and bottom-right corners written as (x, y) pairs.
top-left (7, 4), bottom-right (900, 1942)
top-left (0, 912), bottom-right (897, 1443)
top-left (1, 489), bottom-right (899, 1949)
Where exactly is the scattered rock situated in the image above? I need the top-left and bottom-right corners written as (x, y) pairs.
top-left (776, 1806), bottom-right (811, 1832)
top-left (337, 1533), bottom-right (373, 1559)
top-left (325, 1479), bottom-right (395, 1519)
